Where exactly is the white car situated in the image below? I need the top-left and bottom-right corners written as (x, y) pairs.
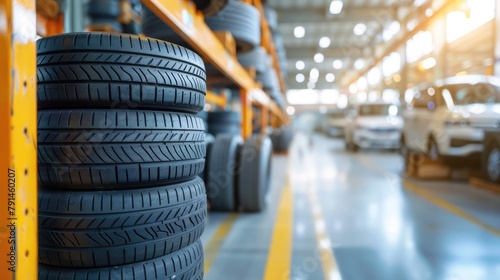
top-left (320, 110), bottom-right (347, 137)
top-left (344, 102), bottom-right (403, 151)
top-left (401, 75), bottom-right (500, 162)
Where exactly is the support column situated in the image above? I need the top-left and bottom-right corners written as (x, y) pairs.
top-left (0, 0), bottom-right (38, 278)
top-left (240, 89), bottom-right (253, 139)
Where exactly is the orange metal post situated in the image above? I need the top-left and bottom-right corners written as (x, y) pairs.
top-left (0, 0), bottom-right (38, 278)
top-left (241, 89), bottom-right (253, 138)
top-left (206, 91), bottom-right (227, 109)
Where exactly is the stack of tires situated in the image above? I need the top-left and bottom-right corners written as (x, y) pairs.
top-left (36, 33), bottom-right (207, 279)
top-left (271, 126), bottom-right (293, 153)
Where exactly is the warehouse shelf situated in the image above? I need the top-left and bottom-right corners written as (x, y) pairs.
top-left (142, 0), bottom-right (288, 138)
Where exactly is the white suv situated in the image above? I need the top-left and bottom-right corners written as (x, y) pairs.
top-left (402, 75), bottom-right (500, 161)
top-left (344, 102), bottom-right (403, 151)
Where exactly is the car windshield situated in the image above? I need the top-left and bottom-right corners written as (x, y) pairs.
top-left (442, 83), bottom-right (500, 106)
top-left (358, 104), bottom-right (399, 116)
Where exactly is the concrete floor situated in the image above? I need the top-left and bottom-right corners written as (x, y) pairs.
top-left (201, 133), bottom-right (500, 280)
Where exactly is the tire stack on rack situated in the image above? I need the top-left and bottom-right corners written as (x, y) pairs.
top-left (271, 125), bottom-right (293, 153)
top-left (208, 111), bottom-right (242, 136)
top-left (36, 33), bottom-right (207, 279)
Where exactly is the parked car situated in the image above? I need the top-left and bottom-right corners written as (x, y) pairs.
top-left (320, 110), bottom-right (347, 137)
top-left (344, 101), bottom-right (403, 151)
top-left (401, 75), bottom-right (500, 162)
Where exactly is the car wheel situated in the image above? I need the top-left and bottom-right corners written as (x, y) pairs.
top-left (484, 142), bottom-right (500, 183)
top-left (427, 137), bottom-right (440, 160)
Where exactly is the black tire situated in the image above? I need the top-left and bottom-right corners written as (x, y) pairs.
top-left (238, 135), bottom-right (272, 212)
top-left (194, 0), bottom-right (229, 17)
top-left (206, 134), bottom-right (243, 211)
top-left (207, 111), bottom-right (241, 135)
top-left (39, 240), bottom-right (204, 280)
top-left (257, 68), bottom-right (279, 91)
top-left (427, 136), bottom-right (440, 160)
top-left (122, 20), bottom-right (141, 34)
top-left (38, 177), bottom-right (206, 267)
top-left (142, 7), bottom-right (192, 50)
top-left (484, 142), bottom-right (500, 183)
top-left (36, 33), bottom-right (206, 113)
top-left (88, 17), bottom-right (123, 32)
top-left (205, 1), bottom-right (261, 53)
top-left (201, 133), bottom-right (215, 183)
top-left (263, 5), bottom-right (278, 31)
top-left (237, 47), bottom-right (270, 74)
top-left (38, 110), bottom-right (206, 190)
top-left (87, 0), bottom-right (120, 18)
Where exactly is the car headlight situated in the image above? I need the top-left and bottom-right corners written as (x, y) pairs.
top-left (445, 119), bottom-right (470, 127)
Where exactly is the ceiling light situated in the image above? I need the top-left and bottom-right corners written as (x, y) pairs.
top-left (329, 0), bottom-right (343, 15)
top-left (325, 73), bottom-right (336, 83)
top-left (286, 106), bottom-right (295, 116)
top-left (307, 82), bottom-right (316, 89)
top-left (319, 37), bottom-right (331, 48)
top-left (421, 57), bottom-right (436, 70)
top-left (314, 53), bottom-right (324, 63)
top-left (349, 83), bottom-right (358, 93)
top-left (357, 77), bottom-right (367, 91)
top-left (294, 26), bottom-right (305, 38)
top-left (354, 59), bottom-right (365, 70)
top-left (332, 59), bottom-right (343, 69)
top-left (295, 73), bottom-right (305, 83)
top-left (296, 60), bottom-right (305, 70)
top-left (310, 68), bottom-right (319, 79)
top-left (353, 23), bottom-right (367, 35)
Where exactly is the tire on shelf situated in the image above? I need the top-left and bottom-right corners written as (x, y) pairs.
top-left (206, 134), bottom-right (243, 211)
top-left (87, 0), bottom-right (121, 18)
top-left (88, 17), bottom-right (123, 32)
top-left (38, 177), bottom-right (206, 267)
top-left (483, 141), bottom-right (500, 183)
top-left (39, 240), bottom-right (204, 280)
top-left (38, 110), bottom-right (206, 190)
top-left (205, 1), bottom-right (261, 53)
top-left (207, 111), bottom-right (241, 136)
top-left (201, 133), bottom-right (215, 183)
top-left (257, 68), bottom-right (279, 91)
top-left (237, 47), bottom-right (270, 74)
top-left (142, 7), bottom-right (193, 49)
top-left (263, 5), bottom-right (278, 31)
top-left (194, 0), bottom-right (229, 17)
top-left (36, 33), bottom-right (206, 113)
top-left (238, 135), bottom-right (273, 212)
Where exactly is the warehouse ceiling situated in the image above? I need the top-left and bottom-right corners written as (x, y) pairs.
top-left (266, 0), bottom-right (414, 90)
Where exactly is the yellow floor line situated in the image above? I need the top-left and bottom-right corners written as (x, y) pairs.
top-left (263, 182), bottom-right (293, 280)
top-left (203, 213), bottom-right (239, 274)
top-left (308, 183), bottom-right (342, 280)
top-left (403, 180), bottom-right (500, 238)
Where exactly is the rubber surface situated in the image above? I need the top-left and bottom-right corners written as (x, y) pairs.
top-left (237, 47), bottom-right (270, 74)
top-left (39, 177), bottom-right (206, 267)
top-left (238, 135), bottom-right (273, 212)
top-left (88, 17), bottom-right (123, 32)
top-left (36, 33), bottom-right (206, 113)
top-left (207, 111), bottom-right (241, 135)
top-left (205, 1), bottom-right (261, 53)
top-left (39, 240), bottom-right (204, 280)
top-left (263, 5), bottom-right (278, 31)
top-left (206, 134), bottom-right (243, 211)
top-left (38, 110), bottom-right (206, 190)
top-left (87, 0), bottom-right (120, 18)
